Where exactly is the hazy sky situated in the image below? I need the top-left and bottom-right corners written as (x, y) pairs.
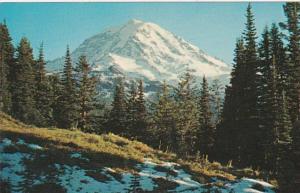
top-left (0, 2), bottom-right (285, 64)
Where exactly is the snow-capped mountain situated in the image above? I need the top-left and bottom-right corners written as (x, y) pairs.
top-left (48, 19), bottom-right (231, 95)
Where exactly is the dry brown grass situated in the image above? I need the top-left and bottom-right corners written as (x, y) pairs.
top-left (0, 112), bottom-right (238, 183)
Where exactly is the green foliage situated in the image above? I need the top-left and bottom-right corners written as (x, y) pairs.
top-left (282, 2), bottom-right (300, 122)
top-left (126, 80), bottom-right (147, 140)
top-left (58, 46), bottom-right (79, 129)
top-left (0, 21), bottom-right (14, 114)
top-left (11, 37), bottom-right (42, 125)
top-left (174, 71), bottom-right (200, 155)
top-left (150, 81), bottom-right (177, 152)
top-left (198, 76), bottom-right (214, 156)
top-left (75, 55), bottom-right (97, 131)
top-left (107, 78), bottom-right (127, 135)
top-left (34, 43), bottom-right (53, 127)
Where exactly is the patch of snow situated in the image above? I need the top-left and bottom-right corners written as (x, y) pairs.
top-left (0, 152), bottom-right (31, 193)
top-left (16, 138), bottom-right (43, 150)
top-left (243, 178), bottom-right (274, 188)
top-left (0, 138), bottom-right (12, 151)
top-left (0, 138), bottom-right (275, 193)
top-left (224, 177), bottom-right (275, 193)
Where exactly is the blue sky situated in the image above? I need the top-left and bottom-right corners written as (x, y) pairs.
top-left (0, 2), bottom-right (285, 64)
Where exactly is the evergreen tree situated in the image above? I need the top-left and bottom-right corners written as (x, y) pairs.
top-left (240, 3), bottom-right (260, 166)
top-left (174, 71), bottom-right (200, 156)
top-left (34, 43), bottom-right (52, 126)
top-left (151, 81), bottom-right (177, 152)
top-left (276, 91), bottom-right (294, 193)
top-left (126, 80), bottom-right (147, 140)
top-left (75, 55), bottom-right (97, 131)
top-left (198, 76), bottom-right (214, 156)
top-left (0, 21), bottom-right (14, 113)
top-left (127, 81), bottom-right (138, 138)
top-left (281, 2), bottom-right (300, 122)
top-left (11, 37), bottom-right (41, 124)
top-left (257, 27), bottom-right (273, 169)
top-left (216, 38), bottom-right (245, 163)
top-left (134, 80), bottom-right (147, 140)
top-left (59, 46), bottom-right (79, 129)
top-left (270, 23), bottom-right (288, 93)
top-left (108, 78), bottom-right (127, 135)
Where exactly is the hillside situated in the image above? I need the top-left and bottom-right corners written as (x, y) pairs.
top-left (0, 112), bottom-right (275, 193)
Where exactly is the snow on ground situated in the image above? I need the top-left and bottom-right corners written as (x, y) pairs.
top-left (0, 137), bottom-right (276, 193)
top-left (223, 178), bottom-right (275, 193)
top-left (16, 139), bottom-right (43, 150)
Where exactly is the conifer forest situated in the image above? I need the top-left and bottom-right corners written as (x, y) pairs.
top-left (0, 2), bottom-right (299, 193)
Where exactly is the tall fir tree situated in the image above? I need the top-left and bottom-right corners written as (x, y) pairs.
top-left (34, 43), bottom-right (53, 126)
top-left (75, 55), bottom-right (97, 131)
top-left (108, 78), bottom-right (127, 135)
top-left (127, 81), bottom-right (138, 138)
top-left (198, 76), bottom-right (214, 156)
top-left (239, 3), bottom-right (261, 166)
top-left (59, 46), bottom-right (79, 129)
top-left (270, 23), bottom-right (288, 93)
top-left (134, 80), bottom-right (147, 140)
top-left (174, 71), bottom-right (200, 156)
top-left (127, 80), bottom-right (147, 140)
top-left (11, 37), bottom-right (41, 124)
top-left (0, 21), bottom-right (14, 113)
top-left (282, 2), bottom-right (300, 122)
top-left (216, 38), bottom-right (245, 163)
top-left (277, 91), bottom-right (294, 193)
top-left (151, 81), bottom-right (177, 151)
top-left (257, 27), bottom-right (273, 169)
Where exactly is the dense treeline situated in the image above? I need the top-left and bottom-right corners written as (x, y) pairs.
top-left (217, 3), bottom-right (300, 192)
top-left (0, 3), bottom-right (299, 192)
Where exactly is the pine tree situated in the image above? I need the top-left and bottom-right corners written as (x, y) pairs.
top-left (108, 78), bottom-right (127, 135)
top-left (75, 55), bottom-right (97, 131)
top-left (257, 27), bottom-right (273, 169)
top-left (198, 76), bottom-right (214, 156)
top-left (240, 3), bottom-right (261, 166)
top-left (127, 81), bottom-right (138, 138)
top-left (277, 91), bottom-right (294, 193)
top-left (126, 80), bottom-right (147, 140)
top-left (11, 37), bottom-right (41, 124)
top-left (59, 46), bottom-right (79, 129)
top-left (174, 71), bottom-right (200, 156)
top-left (281, 2), bottom-right (300, 122)
top-left (34, 43), bottom-right (52, 126)
top-left (270, 23), bottom-right (288, 93)
top-left (0, 21), bottom-right (14, 113)
top-left (134, 80), bottom-right (147, 140)
top-left (151, 81), bottom-right (177, 151)
top-left (216, 38), bottom-right (245, 163)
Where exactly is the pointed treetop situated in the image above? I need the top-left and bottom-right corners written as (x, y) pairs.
top-left (38, 42), bottom-right (44, 61)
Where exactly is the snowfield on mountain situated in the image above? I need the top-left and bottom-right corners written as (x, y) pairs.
top-left (48, 19), bottom-right (231, 95)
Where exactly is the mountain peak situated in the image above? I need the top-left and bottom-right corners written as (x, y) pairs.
top-left (48, 20), bottom-right (231, 94)
top-left (127, 19), bottom-right (145, 25)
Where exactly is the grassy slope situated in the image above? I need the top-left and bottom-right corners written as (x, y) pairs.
top-left (0, 112), bottom-right (271, 188)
